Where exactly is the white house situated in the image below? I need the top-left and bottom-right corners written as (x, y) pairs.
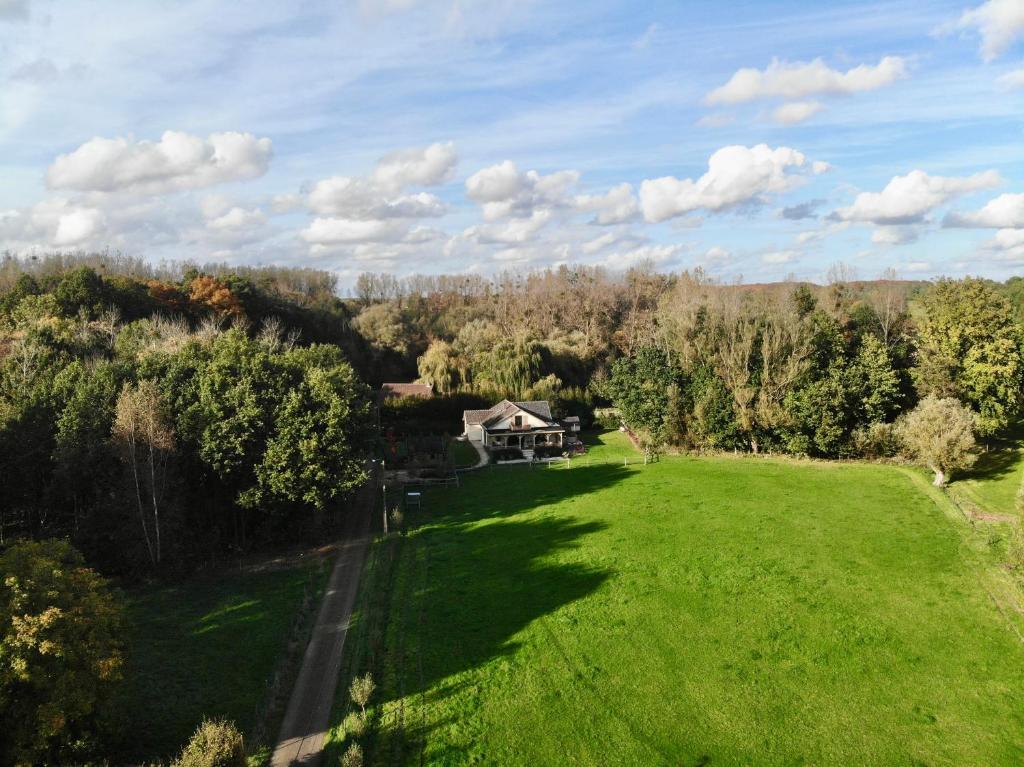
top-left (463, 400), bottom-right (565, 452)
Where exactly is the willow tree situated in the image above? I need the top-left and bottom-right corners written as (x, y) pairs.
top-left (417, 340), bottom-right (460, 394)
top-left (899, 396), bottom-right (976, 486)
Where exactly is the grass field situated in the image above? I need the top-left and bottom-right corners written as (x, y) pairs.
top-left (111, 556), bottom-right (329, 764)
top-left (330, 430), bottom-right (1024, 766)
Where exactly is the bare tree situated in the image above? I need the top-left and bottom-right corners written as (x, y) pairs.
top-left (755, 301), bottom-right (811, 431)
top-left (113, 380), bottom-right (175, 566)
top-left (867, 267), bottom-right (908, 347)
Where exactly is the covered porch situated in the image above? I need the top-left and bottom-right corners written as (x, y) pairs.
top-left (484, 429), bottom-right (564, 449)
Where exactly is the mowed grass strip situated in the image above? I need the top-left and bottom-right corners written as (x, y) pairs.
top-left (112, 559), bottom-right (327, 763)
top-left (341, 431), bottom-right (1024, 766)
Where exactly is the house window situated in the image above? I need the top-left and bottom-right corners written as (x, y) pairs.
top-left (514, 415), bottom-right (523, 428)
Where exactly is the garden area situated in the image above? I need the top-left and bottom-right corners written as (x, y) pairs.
top-left (328, 430), bottom-right (1024, 766)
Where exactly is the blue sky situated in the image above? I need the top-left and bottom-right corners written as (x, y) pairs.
top-left (2, 0), bottom-right (1024, 286)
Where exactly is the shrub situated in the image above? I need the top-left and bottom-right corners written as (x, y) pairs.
top-left (389, 506), bottom-right (405, 531)
top-left (851, 421), bottom-right (902, 459)
top-left (340, 742), bottom-right (364, 767)
top-left (534, 445), bottom-right (564, 459)
top-left (349, 673), bottom-right (375, 718)
top-left (343, 711), bottom-right (367, 739)
top-left (489, 447), bottom-right (524, 462)
top-left (173, 719), bottom-right (246, 767)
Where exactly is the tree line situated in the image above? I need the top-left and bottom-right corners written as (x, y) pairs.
top-left (0, 260), bottom-right (374, 576)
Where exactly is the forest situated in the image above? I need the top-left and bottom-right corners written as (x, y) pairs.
top-left (3, 251), bottom-right (1023, 569)
top-left (1, 250), bottom-right (1023, 764)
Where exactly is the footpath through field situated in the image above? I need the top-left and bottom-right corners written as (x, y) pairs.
top-left (269, 493), bottom-right (373, 767)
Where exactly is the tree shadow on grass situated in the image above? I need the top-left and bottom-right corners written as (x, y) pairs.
top-left (371, 463), bottom-right (629, 762)
top-left (959, 421), bottom-right (1024, 484)
top-left (958, 443), bottom-right (1023, 484)
top-left (111, 566), bottom-right (315, 763)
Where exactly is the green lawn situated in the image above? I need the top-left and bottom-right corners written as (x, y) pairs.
top-left (111, 558), bottom-right (328, 763)
top-left (951, 424), bottom-right (1024, 516)
top-left (331, 430), bottom-right (1024, 766)
top-left (449, 438), bottom-right (480, 468)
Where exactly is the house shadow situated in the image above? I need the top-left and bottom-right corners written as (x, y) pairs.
top-left (360, 463), bottom-right (631, 762)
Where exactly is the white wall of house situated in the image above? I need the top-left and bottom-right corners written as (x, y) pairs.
top-left (490, 409), bottom-right (550, 430)
top-left (465, 423), bottom-right (484, 441)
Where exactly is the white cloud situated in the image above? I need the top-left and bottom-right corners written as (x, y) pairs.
top-left (706, 56), bottom-right (907, 105)
top-left (0, 197), bottom-right (107, 248)
top-left (580, 231), bottom-right (618, 255)
top-left (872, 225), bottom-right (918, 245)
top-left (762, 250), bottom-right (798, 264)
top-left (301, 217), bottom-right (406, 244)
top-left (796, 220), bottom-right (849, 245)
top-left (988, 228), bottom-right (1024, 261)
top-left (639, 144), bottom-right (814, 223)
top-left (200, 193), bottom-right (232, 219)
top-left (703, 245), bottom-right (731, 261)
top-left (206, 206), bottom-right (266, 231)
top-left (772, 101), bottom-right (823, 125)
top-left (297, 142), bottom-right (456, 253)
top-left (271, 193), bottom-right (304, 214)
top-left (832, 169), bottom-right (1001, 225)
top-left (465, 160), bottom-right (579, 220)
top-left (370, 142), bottom-right (457, 190)
top-left (46, 131), bottom-right (273, 195)
top-left (463, 209), bottom-right (552, 244)
top-left (945, 192), bottom-right (1024, 228)
top-left (307, 177), bottom-right (446, 219)
top-left (53, 207), bottom-right (105, 246)
top-left (997, 68), bottom-right (1024, 89)
top-left (812, 161), bottom-right (831, 175)
top-left (948, 0), bottom-right (1024, 61)
top-left (601, 244), bottom-right (681, 271)
top-left (574, 182), bottom-right (640, 225)
top-left (904, 261), bottom-right (932, 272)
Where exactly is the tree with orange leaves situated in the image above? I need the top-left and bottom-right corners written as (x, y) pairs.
top-left (188, 275), bottom-right (243, 319)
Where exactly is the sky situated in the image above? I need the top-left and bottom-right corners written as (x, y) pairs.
top-left (2, 0), bottom-right (1024, 288)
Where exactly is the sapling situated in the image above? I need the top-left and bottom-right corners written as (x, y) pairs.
top-left (350, 672), bottom-right (375, 719)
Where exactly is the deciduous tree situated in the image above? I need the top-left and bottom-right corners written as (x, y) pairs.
top-left (0, 540), bottom-right (124, 766)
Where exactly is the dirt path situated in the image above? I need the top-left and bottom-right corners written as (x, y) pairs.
top-left (269, 500), bottom-right (373, 767)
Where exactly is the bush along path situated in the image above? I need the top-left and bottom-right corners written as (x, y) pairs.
top-left (270, 480), bottom-right (375, 767)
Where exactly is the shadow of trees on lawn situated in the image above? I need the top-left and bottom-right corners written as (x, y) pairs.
top-left (111, 567), bottom-right (314, 763)
top-left (370, 463), bottom-right (629, 762)
top-left (958, 442), bottom-right (1023, 484)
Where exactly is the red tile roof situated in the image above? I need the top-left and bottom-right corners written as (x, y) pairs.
top-left (380, 382), bottom-right (433, 399)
